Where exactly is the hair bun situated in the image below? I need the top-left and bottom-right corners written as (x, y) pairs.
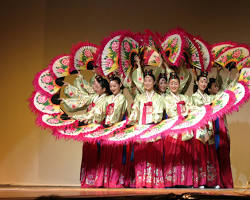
top-left (143, 69), bottom-right (153, 77)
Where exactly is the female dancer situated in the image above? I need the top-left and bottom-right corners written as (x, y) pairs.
top-left (128, 69), bottom-right (165, 188)
top-left (206, 67), bottom-right (235, 188)
top-left (95, 75), bottom-right (129, 188)
top-left (163, 72), bottom-right (194, 187)
top-left (191, 71), bottom-right (221, 188)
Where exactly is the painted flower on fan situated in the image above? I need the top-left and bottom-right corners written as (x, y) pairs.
top-left (124, 60), bottom-right (129, 69)
top-left (124, 41), bottom-right (130, 52)
top-left (38, 95), bottom-right (48, 104)
top-left (77, 60), bottom-right (84, 66)
top-left (232, 49), bottom-right (241, 59)
top-left (61, 58), bottom-right (70, 66)
top-left (191, 54), bottom-right (199, 62)
top-left (42, 75), bottom-right (53, 83)
top-left (171, 52), bottom-right (177, 61)
top-left (45, 105), bottom-right (54, 111)
top-left (171, 38), bottom-right (178, 47)
top-left (48, 118), bottom-right (59, 124)
top-left (84, 49), bottom-right (92, 57)
top-left (46, 84), bottom-right (54, 91)
top-left (56, 68), bottom-right (65, 74)
top-left (111, 41), bottom-right (119, 52)
top-left (106, 58), bottom-right (114, 68)
top-left (131, 41), bottom-right (136, 49)
top-left (65, 128), bottom-right (77, 134)
top-left (155, 55), bottom-right (161, 63)
top-left (220, 56), bottom-right (227, 63)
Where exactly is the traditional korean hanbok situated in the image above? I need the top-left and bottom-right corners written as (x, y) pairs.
top-left (163, 92), bottom-right (195, 187)
top-left (62, 73), bottom-right (94, 112)
top-left (62, 74), bottom-right (109, 188)
top-left (129, 91), bottom-right (165, 188)
top-left (191, 90), bottom-right (221, 188)
top-left (94, 92), bottom-right (129, 188)
top-left (211, 74), bottom-right (235, 188)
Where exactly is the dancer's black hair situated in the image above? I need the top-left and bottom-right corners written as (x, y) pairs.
top-left (109, 75), bottom-right (124, 90)
top-left (168, 72), bottom-right (180, 83)
top-left (193, 71), bottom-right (208, 93)
top-left (205, 78), bottom-right (216, 95)
top-left (95, 75), bottom-right (112, 95)
top-left (143, 69), bottom-right (155, 81)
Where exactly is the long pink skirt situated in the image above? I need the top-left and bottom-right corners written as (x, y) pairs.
top-left (80, 142), bottom-right (100, 188)
top-left (134, 140), bottom-right (165, 188)
top-left (216, 118), bottom-right (233, 188)
top-left (163, 135), bottom-right (194, 187)
top-left (193, 134), bottom-right (221, 188)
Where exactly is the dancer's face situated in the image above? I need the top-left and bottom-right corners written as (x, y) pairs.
top-left (169, 78), bottom-right (180, 94)
top-left (94, 79), bottom-right (106, 95)
top-left (158, 78), bottom-right (167, 93)
top-left (209, 82), bottom-right (219, 95)
top-left (144, 75), bottom-right (155, 92)
top-left (197, 77), bottom-right (208, 92)
top-left (110, 80), bottom-right (120, 95)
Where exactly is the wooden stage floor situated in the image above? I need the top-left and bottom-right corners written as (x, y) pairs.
top-left (0, 186), bottom-right (250, 200)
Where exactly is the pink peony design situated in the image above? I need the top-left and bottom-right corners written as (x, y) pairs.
top-left (72, 104), bottom-right (76, 109)
top-left (106, 58), bottom-right (114, 68)
top-left (45, 105), bottom-right (54, 111)
top-left (171, 52), bottom-right (177, 60)
top-left (61, 58), bottom-right (70, 66)
top-left (42, 75), bottom-right (53, 83)
top-left (77, 60), bottom-right (84, 66)
top-left (48, 118), bottom-right (59, 124)
top-left (56, 68), bottom-right (65, 73)
top-left (69, 92), bottom-right (73, 96)
top-left (191, 54), bottom-right (199, 62)
top-left (124, 60), bottom-right (129, 69)
top-left (155, 55), bottom-right (161, 63)
top-left (84, 49), bottom-right (92, 57)
top-left (221, 56), bottom-right (227, 63)
top-left (46, 85), bottom-right (54, 91)
top-left (111, 41), bottom-right (119, 52)
top-left (171, 38), bottom-right (178, 47)
top-left (65, 128), bottom-right (76, 134)
top-left (132, 41), bottom-right (136, 49)
top-left (124, 41), bottom-right (130, 52)
top-left (232, 50), bottom-right (241, 59)
top-left (38, 95), bottom-right (48, 104)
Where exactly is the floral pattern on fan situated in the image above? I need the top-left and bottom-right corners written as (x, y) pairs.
top-left (50, 55), bottom-right (70, 78)
top-left (139, 117), bottom-right (179, 141)
top-left (101, 35), bottom-right (120, 75)
top-left (215, 47), bottom-right (249, 67)
top-left (72, 44), bottom-right (97, 71)
top-left (237, 56), bottom-right (250, 71)
top-left (107, 125), bottom-right (151, 143)
top-left (239, 67), bottom-right (250, 87)
top-left (161, 34), bottom-right (182, 64)
top-left (211, 43), bottom-right (235, 59)
top-left (33, 92), bottom-right (60, 114)
top-left (170, 106), bottom-right (208, 132)
top-left (41, 114), bottom-right (75, 127)
top-left (120, 36), bottom-right (139, 78)
top-left (37, 69), bottom-right (60, 95)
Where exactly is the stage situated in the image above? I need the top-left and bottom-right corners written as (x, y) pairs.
top-left (0, 186), bottom-right (250, 200)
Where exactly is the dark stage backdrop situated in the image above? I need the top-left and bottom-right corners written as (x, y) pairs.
top-left (0, 0), bottom-right (249, 187)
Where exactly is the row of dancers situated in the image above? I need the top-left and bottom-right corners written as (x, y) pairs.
top-left (60, 58), bottom-right (237, 188)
